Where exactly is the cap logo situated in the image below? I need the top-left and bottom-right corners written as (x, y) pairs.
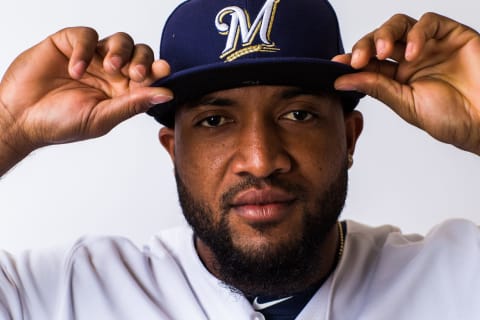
top-left (215, 0), bottom-right (280, 62)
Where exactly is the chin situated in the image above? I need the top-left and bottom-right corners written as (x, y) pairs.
top-left (228, 220), bottom-right (303, 254)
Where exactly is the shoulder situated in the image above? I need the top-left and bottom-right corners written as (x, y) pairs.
top-left (67, 224), bottom-right (194, 270)
top-left (339, 218), bottom-right (480, 288)
top-left (346, 218), bottom-right (479, 251)
top-left (340, 218), bottom-right (480, 288)
top-left (330, 219), bottom-right (480, 318)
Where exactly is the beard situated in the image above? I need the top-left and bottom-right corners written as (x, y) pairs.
top-left (175, 163), bottom-right (348, 297)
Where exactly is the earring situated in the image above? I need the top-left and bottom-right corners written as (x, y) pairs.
top-left (347, 154), bottom-right (354, 168)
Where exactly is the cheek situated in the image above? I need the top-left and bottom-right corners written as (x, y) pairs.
top-left (174, 136), bottom-right (232, 204)
top-left (287, 127), bottom-right (346, 173)
top-left (177, 141), bottom-right (229, 175)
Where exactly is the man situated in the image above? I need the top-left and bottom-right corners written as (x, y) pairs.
top-left (1, 0), bottom-right (480, 319)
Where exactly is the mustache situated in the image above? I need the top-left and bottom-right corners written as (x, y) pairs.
top-left (220, 175), bottom-right (307, 212)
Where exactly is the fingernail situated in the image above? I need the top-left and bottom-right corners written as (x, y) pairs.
top-left (109, 55), bottom-right (122, 70)
top-left (376, 39), bottom-right (386, 58)
top-left (335, 81), bottom-right (357, 92)
top-left (150, 94), bottom-right (173, 105)
top-left (336, 85), bottom-right (357, 91)
top-left (134, 65), bottom-right (146, 80)
top-left (405, 42), bottom-right (415, 60)
top-left (351, 50), bottom-right (361, 66)
top-left (71, 60), bottom-right (87, 79)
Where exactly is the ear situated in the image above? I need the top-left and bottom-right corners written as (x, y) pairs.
top-left (344, 110), bottom-right (363, 158)
top-left (159, 127), bottom-right (175, 163)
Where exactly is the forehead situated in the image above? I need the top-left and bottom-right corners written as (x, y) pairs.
top-left (179, 85), bottom-right (341, 109)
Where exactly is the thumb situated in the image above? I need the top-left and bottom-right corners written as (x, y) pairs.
top-left (89, 87), bottom-right (173, 136)
top-left (335, 71), bottom-right (417, 124)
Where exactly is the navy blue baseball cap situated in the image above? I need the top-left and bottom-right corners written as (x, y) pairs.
top-left (148, 0), bottom-right (364, 127)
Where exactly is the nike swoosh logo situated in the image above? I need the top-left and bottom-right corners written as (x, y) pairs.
top-left (252, 296), bottom-right (293, 310)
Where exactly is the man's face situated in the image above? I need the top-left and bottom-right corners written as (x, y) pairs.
top-left (160, 85), bottom-right (362, 295)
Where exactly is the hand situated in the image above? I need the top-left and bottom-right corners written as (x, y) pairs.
top-left (0, 27), bottom-right (171, 161)
top-left (333, 13), bottom-right (480, 155)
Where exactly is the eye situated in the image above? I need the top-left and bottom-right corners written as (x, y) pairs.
top-left (282, 110), bottom-right (314, 121)
top-left (198, 115), bottom-right (231, 127)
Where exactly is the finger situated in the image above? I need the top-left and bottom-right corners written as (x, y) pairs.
top-left (148, 59), bottom-right (171, 84)
top-left (405, 12), bottom-right (461, 61)
top-left (52, 27), bottom-right (99, 79)
top-left (350, 14), bottom-right (417, 68)
top-left (97, 32), bottom-right (135, 75)
top-left (372, 14), bottom-right (418, 59)
top-left (331, 53), bottom-right (352, 65)
top-left (350, 31), bottom-right (376, 69)
top-left (127, 44), bottom-right (155, 82)
top-left (87, 87), bottom-right (174, 137)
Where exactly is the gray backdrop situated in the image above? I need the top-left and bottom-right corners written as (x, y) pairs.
top-left (1, 0), bottom-right (479, 252)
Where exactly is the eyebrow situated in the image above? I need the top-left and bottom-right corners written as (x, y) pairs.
top-left (194, 95), bottom-right (234, 107)
top-left (279, 87), bottom-right (325, 100)
top-left (185, 87), bottom-right (329, 109)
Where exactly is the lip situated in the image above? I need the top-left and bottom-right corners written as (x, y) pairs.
top-left (230, 188), bottom-right (296, 224)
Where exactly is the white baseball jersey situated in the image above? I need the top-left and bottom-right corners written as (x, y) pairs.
top-left (1, 219), bottom-right (479, 319)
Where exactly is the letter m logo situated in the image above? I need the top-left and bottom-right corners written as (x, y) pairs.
top-left (215, 0), bottom-right (280, 62)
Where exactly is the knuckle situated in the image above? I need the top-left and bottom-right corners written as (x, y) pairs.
top-left (390, 13), bottom-right (407, 22)
top-left (420, 12), bottom-right (438, 21)
top-left (112, 32), bottom-right (134, 44)
top-left (78, 26), bottom-right (97, 34)
top-left (101, 32), bottom-right (135, 55)
top-left (136, 43), bottom-right (154, 55)
top-left (353, 33), bottom-right (373, 50)
top-left (383, 13), bottom-right (410, 30)
top-left (134, 44), bottom-right (155, 61)
top-left (74, 26), bottom-right (98, 40)
top-left (56, 26), bottom-right (98, 42)
top-left (376, 24), bottom-right (394, 37)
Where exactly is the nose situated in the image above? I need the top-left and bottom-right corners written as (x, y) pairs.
top-left (230, 120), bottom-right (292, 178)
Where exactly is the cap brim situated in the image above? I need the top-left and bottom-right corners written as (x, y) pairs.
top-left (148, 57), bottom-right (364, 127)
